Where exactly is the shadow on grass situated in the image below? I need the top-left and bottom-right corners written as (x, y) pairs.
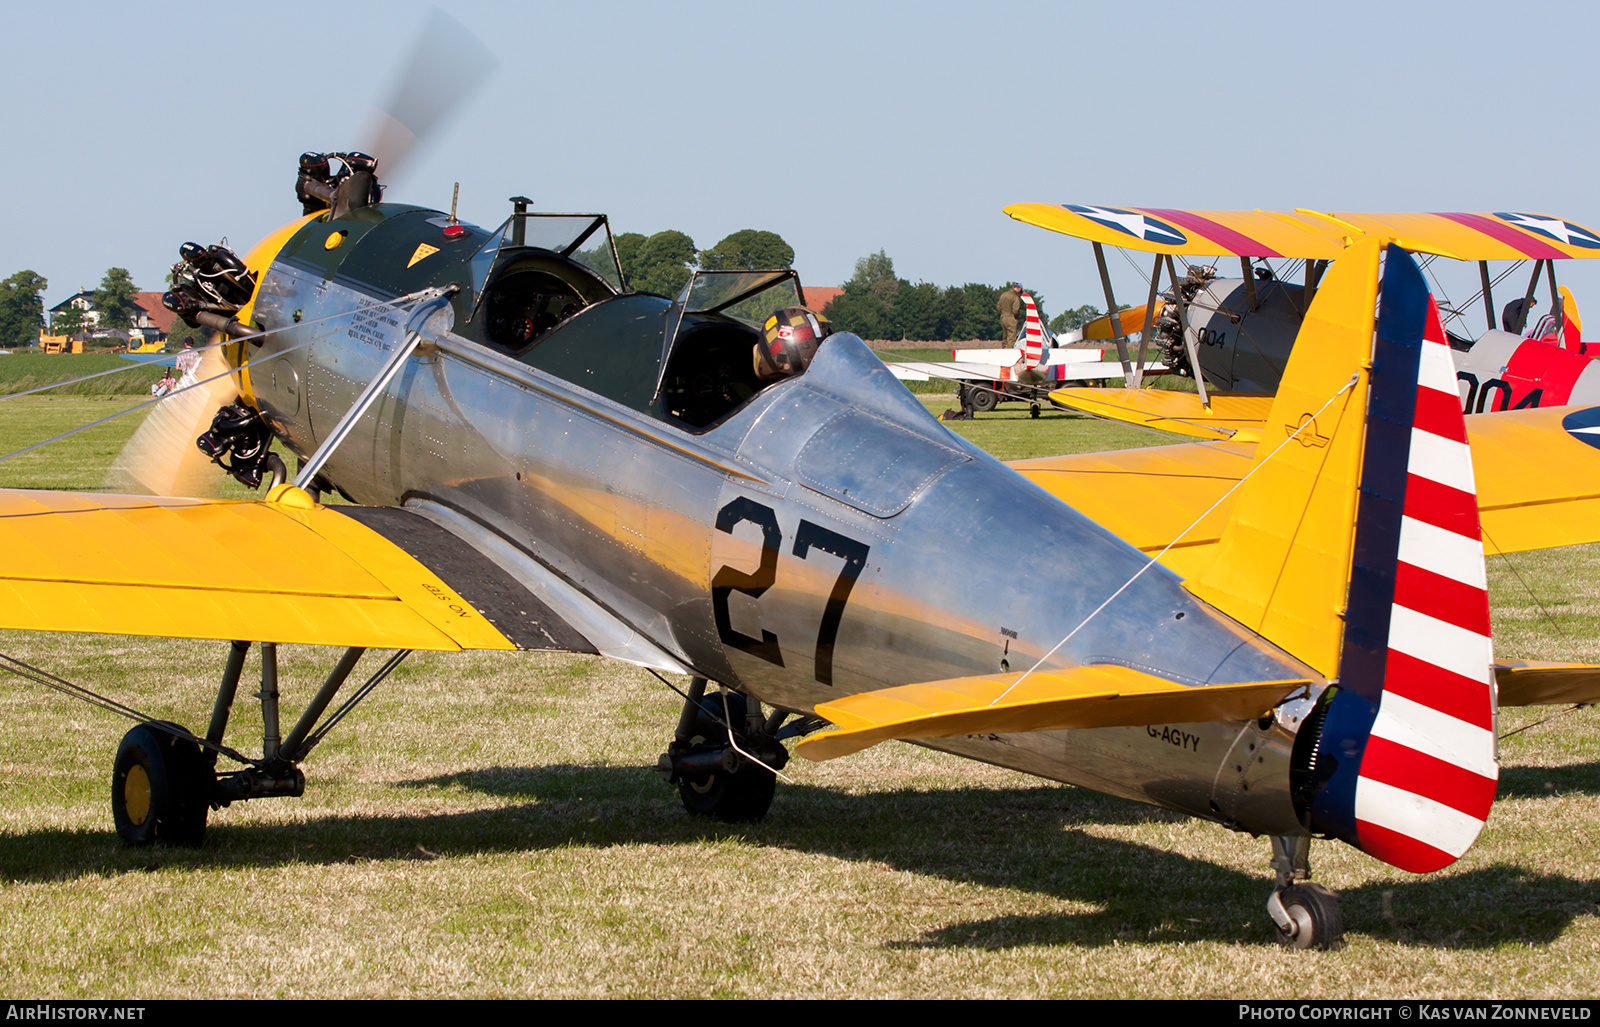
top-left (1496, 761), bottom-right (1600, 799)
top-left (1, 763), bottom-right (1594, 950)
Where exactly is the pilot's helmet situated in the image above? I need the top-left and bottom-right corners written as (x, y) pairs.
top-left (756, 306), bottom-right (832, 379)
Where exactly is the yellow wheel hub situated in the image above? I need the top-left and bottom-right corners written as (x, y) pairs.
top-left (124, 765), bottom-right (151, 825)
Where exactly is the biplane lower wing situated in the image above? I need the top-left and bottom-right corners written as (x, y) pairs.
top-left (0, 484), bottom-right (631, 659)
top-left (1014, 403), bottom-right (1600, 561)
top-left (1048, 387), bottom-right (1274, 439)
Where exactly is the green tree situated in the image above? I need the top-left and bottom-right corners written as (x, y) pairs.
top-left (630, 230), bottom-right (697, 297)
top-left (0, 270), bottom-right (48, 347)
top-left (891, 281), bottom-right (950, 341)
top-left (1050, 303), bottom-right (1103, 333)
top-left (699, 230), bottom-right (794, 272)
top-left (165, 319), bottom-right (210, 348)
top-left (614, 232), bottom-right (646, 288)
top-left (93, 268), bottom-right (140, 330)
top-left (948, 283), bottom-right (1001, 340)
top-left (51, 304), bottom-right (87, 339)
top-left (852, 250), bottom-right (899, 304)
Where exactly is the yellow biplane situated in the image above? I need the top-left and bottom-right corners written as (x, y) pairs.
top-left (1007, 204), bottom-right (1600, 438)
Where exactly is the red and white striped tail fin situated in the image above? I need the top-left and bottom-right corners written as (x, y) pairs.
top-left (1308, 247), bottom-right (1499, 874)
top-left (1020, 293), bottom-right (1045, 369)
top-left (1352, 295), bottom-right (1498, 872)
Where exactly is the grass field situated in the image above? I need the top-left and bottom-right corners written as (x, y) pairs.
top-left (0, 396), bottom-right (1595, 998)
top-left (0, 353), bottom-right (164, 397)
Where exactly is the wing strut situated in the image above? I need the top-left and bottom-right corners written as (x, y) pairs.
top-left (1092, 242), bottom-right (1134, 377)
top-left (293, 287), bottom-right (455, 490)
top-left (1132, 251), bottom-right (1163, 389)
top-left (1165, 254), bottom-right (1210, 407)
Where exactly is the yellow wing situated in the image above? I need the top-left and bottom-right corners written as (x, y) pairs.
top-left (1015, 404), bottom-right (1600, 571)
top-left (795, 664), bottom-right (1308, 762)
top-left (1048, 387), bottom-right (1273, 440)
top-left (0, 484), bottom-right (595, 653)
top-left (1495, 662), bottom-right (1600, 706)
top-left (1005, 205), bottom-right (1600, 261)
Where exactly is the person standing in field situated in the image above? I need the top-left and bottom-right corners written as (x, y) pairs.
top-left (997, 282), bottom-right (1023, 347)
top-left (174, 338), bottom-right (201, 388)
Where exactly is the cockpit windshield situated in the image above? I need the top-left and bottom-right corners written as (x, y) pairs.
top-left (469, 213), bottom-right (625, 306)
top-left (657, 269), bottom-right (806, 398)
top-left (675, 270), bottom-right (805, 326)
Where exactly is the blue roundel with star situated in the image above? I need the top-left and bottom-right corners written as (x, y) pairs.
top-left (1495, 212), bottom-right (1600, 249)
top-left (1065, 205), bottom-right (1187, 246)
top-left (1561, 407), bottom-right (1600, 448)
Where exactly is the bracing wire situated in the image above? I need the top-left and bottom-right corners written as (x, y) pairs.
top-left (0, 287), bottom-right (443, 466)
top-left (988, 371), bottom-right (1362, 707)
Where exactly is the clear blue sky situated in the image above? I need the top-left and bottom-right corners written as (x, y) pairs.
top-left (5, 0), bottom-right (1599, 320)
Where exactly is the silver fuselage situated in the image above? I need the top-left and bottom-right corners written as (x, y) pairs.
top-left (244, 254), bottom-right (1317, 836)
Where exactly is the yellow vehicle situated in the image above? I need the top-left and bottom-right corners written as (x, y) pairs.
top-left (38, 333), bottom-right (82, 355)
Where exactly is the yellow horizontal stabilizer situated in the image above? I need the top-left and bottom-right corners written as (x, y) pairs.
top-left (1048, 387), bottom-right (1274, 440)
top-left (1495, 661), bottom-right (1600, 706)
top-left (1005, 204), bottom-right (1600, 262)
top-left (0, 489), bottom-right (517, 651)
top-left (796, 664), bottom-right (1308, 762)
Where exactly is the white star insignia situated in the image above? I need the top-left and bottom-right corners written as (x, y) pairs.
top-left (1068, 205), bottom-right (1184, 245)
top-left (1502, 212), bottom-right (1574, 243)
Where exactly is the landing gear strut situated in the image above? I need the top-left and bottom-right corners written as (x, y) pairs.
top-left (1266, 834), bottom-right (1345, 949)
top-left (657, 677), bottom-right (810, 823)
top-left (109, 641), bottom-right (402, 847)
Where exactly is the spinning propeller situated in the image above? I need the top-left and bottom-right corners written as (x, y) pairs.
top-left (109, 11), bottom-right (498, 499)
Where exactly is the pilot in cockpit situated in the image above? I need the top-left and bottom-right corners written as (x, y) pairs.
top-left (753, 306), bottom-right (832, 381)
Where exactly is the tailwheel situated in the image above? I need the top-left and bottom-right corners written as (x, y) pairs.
top-left (111, 721), bottom-right (211, 847)
top-left (672, 690), bottom-right (777, 823)
top-left (1272, 883), bottom-right (1345, 950)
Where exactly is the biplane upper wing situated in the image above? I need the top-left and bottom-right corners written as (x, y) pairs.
top-left (1004, 205), bottom-right (1600, 261)
top-left (0, 484), bottom-right (674, 664)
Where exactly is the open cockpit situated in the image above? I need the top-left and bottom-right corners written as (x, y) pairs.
top-left (463, 231), bottom-right (813, 432)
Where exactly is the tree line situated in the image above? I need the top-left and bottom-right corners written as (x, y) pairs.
top-left (818, 251), bottom-right (1114, 342)
top-left (0, 267), bottom-right (148, 348)
top-left (616, 229), bottom-right (795, 297)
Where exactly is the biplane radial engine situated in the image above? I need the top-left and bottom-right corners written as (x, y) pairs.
top-left (4, 158), bottom-right (1600, 950)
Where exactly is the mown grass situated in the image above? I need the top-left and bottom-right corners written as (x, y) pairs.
top-left (0, 353), bottom-right (165, 397)
top-left (0, 396), bottom-right (1595, 998)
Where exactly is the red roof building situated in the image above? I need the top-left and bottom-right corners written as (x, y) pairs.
top-left (132, 292), bottom-right (179, 335)
top-left (805, 285), bottom-right (844, 313)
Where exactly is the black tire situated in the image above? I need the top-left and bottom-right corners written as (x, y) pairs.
top-left (111, 721), bottom-right (210, 847)
top-left (1274, 882), bottom-right (1345, 949)
top-left (1030, 403), bottom-right (1041, 419)
top-left (969, 386), bottom-right (999, 413)
top-left (676, 692), bottom-right (776, 823)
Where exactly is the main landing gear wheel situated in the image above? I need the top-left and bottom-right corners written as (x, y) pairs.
top-left (111, 721), bottom-right (211, 847)
top-left (969, 387), bottom-right (999, 414)
top-left (1273, 883), bottom-right (1345, 950)
top-left (677, 692), bottom-right (776, 824)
